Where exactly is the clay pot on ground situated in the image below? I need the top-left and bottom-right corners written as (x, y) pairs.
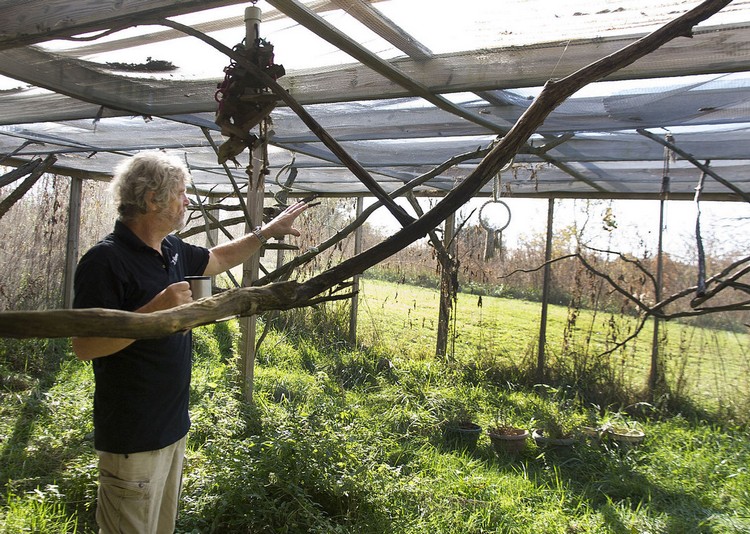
top-left (487, 427), bottom-right (530, 455)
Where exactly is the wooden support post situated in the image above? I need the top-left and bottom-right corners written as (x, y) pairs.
top-left (348, 196), bottom-right (364, 346)
top-left (63, 177), bottom-right (82, 309)
top-left (206, 198), bottom-right (220, 288)
top-left (436, 212), bottom-right (455, 359)
top-left (537, 198), bottom-right (555, 382)
top-left (240, 142), bottom-right (265, 403)
top-left (240, 5), bottom-right (265, 403)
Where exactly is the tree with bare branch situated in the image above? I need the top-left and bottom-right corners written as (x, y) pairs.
top-left (0, 0), bottom-right (742, 346)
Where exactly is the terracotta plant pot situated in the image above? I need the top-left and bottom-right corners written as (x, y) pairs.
top-left (487, 427), bottom-right (529, 455)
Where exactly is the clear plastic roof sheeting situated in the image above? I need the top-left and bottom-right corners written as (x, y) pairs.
top-left (2, 0), bottom-right (750, 200)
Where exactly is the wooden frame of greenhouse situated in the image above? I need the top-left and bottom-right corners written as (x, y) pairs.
top-left (1, 0), bottom-right (750, 399)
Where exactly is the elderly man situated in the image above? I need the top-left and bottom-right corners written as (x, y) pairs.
top-left (72, 150), bottom-right (307, 533)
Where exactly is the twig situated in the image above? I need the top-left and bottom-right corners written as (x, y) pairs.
top-left (582, 244), bottom-right (658, 288)
top-left (0, 0), bottom-right (734, 339)
top-left (256, 147), bottom-right (489, 285)
top-left (502, 253), bottom-right (654, 314)
top-left (158, 18), bottom-right (415, 227)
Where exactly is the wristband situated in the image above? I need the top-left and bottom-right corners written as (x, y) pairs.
top-left (252, 226), bottom-right (268, 245)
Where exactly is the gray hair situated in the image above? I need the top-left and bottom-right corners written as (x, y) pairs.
top-left (110, 151), bottom-right (190, 221)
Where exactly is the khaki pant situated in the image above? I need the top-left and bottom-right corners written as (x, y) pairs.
top-left (95, 435), bottom-right (186, 534)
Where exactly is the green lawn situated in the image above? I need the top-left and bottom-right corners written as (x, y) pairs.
top-left (357, 278), bottom-right (750, 416)
top-left (1, 281), bottom-right (749, 533)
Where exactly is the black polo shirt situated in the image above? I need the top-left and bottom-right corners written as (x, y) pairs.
top-left (73, 220), bottom-right (210, 454)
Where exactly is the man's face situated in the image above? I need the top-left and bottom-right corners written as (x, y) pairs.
top-left (158, 183), bottom-right (189, 232)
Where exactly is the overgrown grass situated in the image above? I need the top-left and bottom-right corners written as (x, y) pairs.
top-left (0, 339), bottom-right (96, 533)
top-left (357, 279), bottom-right (750, 422)
top-left (1, 281), bottom-right (749, 532)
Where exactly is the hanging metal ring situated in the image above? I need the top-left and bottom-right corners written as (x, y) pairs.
top-left (478, 199), bottom-right (511, 233)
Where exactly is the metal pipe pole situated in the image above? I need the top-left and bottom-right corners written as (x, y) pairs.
top-left (649, 142), bottom-right (671, 399)
top-left (649, 185), bottom-right (668, 397)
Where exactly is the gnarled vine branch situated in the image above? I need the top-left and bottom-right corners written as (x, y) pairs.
top-left (0, 0), bottom-right (733, 339)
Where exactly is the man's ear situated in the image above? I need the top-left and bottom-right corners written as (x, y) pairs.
top-left (145, 190), bottom-right (158, 212)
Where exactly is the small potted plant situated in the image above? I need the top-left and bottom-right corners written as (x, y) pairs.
top-left (531, 403), bottom-right (586, 447)
top-left (443, 405), bottom-right (482, 451)
top-left (486, 409), bottom-right (529, 455)
top-left (600, 416), bottom-right (646, 448)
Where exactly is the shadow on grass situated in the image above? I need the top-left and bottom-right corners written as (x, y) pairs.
top-left (1, 340), bottom-right (66, 486)
top-left (0, 339), bottom-right (96, 530)
top-left (488, 438), bottom-right (720, 533)
top-left (211, 319), bottom-right (236, 363)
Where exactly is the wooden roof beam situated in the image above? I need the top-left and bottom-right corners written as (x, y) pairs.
top-left (328, 0), bottom-right (433, 60)
top-left (265, 0), bottom-right (507, 134)
top-left (0, 46), bottom-right (215, 119)
top-left (53, 0), bottom-right (368, 59)
top-left (2, 24), bottom-right (750, 125)
top-left (328, 0), bottom-right (612, 195)
top-left (638, 128), bottom-right (750, 203)
top-left (0, 0), bottom-right (247, 51)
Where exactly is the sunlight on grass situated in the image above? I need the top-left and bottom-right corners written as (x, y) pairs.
top-left (358, 278), bottom-right (750, 415)
top-left (0, 347), bottom-right (97, 533)
top-left (1, 286), bottom-right (749, 532)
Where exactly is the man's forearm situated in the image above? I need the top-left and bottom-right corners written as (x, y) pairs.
top-left (203, 200), bottom-right (307, 276)
top-left (204, 229), bottom-right (266, 276)
top-left (72, 336), bottom-right (134, 361)
top-left (70, 282), bottom-right (191, 360)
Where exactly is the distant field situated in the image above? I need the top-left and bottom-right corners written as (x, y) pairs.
top-left (356, 278), bottom-right (750, 414)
